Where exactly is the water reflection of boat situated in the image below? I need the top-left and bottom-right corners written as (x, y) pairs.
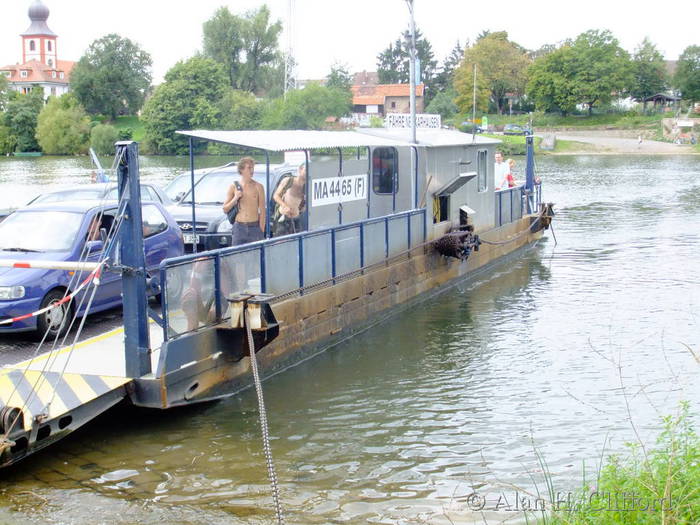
top-left (0, 129), bottom-right (551, 468)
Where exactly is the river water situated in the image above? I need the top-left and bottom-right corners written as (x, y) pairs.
top-left (0, 154), bottom-right (698, 524)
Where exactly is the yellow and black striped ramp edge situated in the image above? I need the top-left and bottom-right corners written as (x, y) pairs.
top-left (0, 369), bottom-right (130, 430)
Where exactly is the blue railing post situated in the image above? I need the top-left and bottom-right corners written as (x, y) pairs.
top-left (260, 246), bottom-right (266, 293)
top-left (510, 189), bottom-right (514, 223)
top-left (160, 265), bottom-right (168, 342)
top-left (298, 236), bottom-right (304, 292)
top-left (407, 213), bottom-right (412, 249)
top-left (214, 253), bottom-right (222, 320)
top-left (360, 222), bottom-right (365, 270)
top-left (385, 217), bottom-right (389, 258)
top-left (331, 229), bottom-right (336, 282)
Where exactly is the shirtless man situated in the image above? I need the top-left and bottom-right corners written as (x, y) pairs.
top-left (272, 163), bottom-right (306, 236)
top-left (223, 157), bottom-right (266, 245)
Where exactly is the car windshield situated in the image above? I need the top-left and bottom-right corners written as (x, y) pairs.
top-left (33, 188), bottom-right (106, 203)
top-left (164, 174), bottom-right (202, 201)
top-left (0, 210), bottom-right (83, 252)
top-left (180, 173), bottom-right (238, 204)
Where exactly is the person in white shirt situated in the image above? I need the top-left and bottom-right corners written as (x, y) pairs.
top-left (494, 152), bottom-right (509, 190)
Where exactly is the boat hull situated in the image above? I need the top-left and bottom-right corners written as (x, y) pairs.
top-left (132, 216), bottom-right (544, 407)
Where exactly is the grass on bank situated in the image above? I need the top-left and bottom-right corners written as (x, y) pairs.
top-left (478, 112), bottom-right (667, 130)
top-left (542, 402), bottom-right (700, 525)
top-left (114, 115), bottom-right (145, 142)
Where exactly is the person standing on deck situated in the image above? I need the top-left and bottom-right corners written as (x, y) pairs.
top-left (223, 157), bottom-right (266, 245)
top-left (494, 151), bottom-right (509, 190)
top-left (271, 163), bottom-right (307, 236)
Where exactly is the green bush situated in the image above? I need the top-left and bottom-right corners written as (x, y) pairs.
top-left (90, 123), bottom-right (119, 155)
top-left (548, 403), bottom-right (700, 525)
top-left (36, 94), bottom-right (90, 154)
top-left (0, 123), bottom-right (17, 155)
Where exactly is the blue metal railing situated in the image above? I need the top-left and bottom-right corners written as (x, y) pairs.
top-left (494, 181), bottom-right (543, 227)
top-left (160, 208), bottom-right (427, 340)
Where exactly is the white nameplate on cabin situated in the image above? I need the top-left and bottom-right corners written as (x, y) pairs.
top-left (311, 174), bottom-right (368, 207)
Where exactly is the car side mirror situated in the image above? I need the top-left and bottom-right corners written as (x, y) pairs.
top-left (85, 240), bottom-right (104, 254)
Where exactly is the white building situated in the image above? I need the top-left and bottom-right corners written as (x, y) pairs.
top-left (0, 0), bottom-right (75, 98)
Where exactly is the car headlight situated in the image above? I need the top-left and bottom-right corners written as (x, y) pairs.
top-left (0, 286), bottom-right (26, 300)
top-left (217, 220), bottom-right (232, 233)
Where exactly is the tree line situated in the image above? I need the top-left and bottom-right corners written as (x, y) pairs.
top-left (0, 4), bottom-right (698, 155)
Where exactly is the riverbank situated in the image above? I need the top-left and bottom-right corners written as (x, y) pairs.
top-left (542, 129), bottom-right (699, 155)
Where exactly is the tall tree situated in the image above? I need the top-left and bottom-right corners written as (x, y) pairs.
top-left (70, 34), bottom-right (152, 119)
top-left (326, 62), bottom-right (353, 93)
top-left (260, 83), bottom-right (350, 130)
top-left (432, 41), bottom-right (465, 95)
top-left (630, 38), bottom-right (668, 111)
top-left (570, 30), bottom-right (633, 115)
top-left (675, 45), bottom-right (700, 104)
top-left (527, 30), bottom-right (633, 116)
top-left (376, 29), bottom-right (438, 102)
top-left (202, 5), bottom-right (282, 95)
top-left (453, 31), bottom-right (530, 114)
top-left (0, 74), bottom-right (9, 111)
top-left (239, 6), bottom-right (283, 93)
top-left (36, 94), bottom-right (90, 154)
top-left (142, 57), bottom-right (229, 154)
top-left (526, 44), bottom-right (579, 115)
top-left (202, 7), bottom-right (244, 90)
top-left (3, 89), bottom-right (44, 152)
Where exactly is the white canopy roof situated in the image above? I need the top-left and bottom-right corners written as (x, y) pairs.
top-left (176, 129), bottom-right (409, 151)
top-left (357, 128), bottom-right (501, 147)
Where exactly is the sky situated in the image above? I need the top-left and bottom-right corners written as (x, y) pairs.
top-left (0, 0), bottom-right (697, 84)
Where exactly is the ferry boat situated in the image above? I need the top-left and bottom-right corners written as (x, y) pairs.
top-left (0, 128), bottom-right (551, 468)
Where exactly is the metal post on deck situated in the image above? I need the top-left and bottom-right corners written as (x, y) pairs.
top-left (265, 152), bottom-right (271, 239)
top-left (116, 141), bottom-right (151, 378)
top-left (525, 135), bottom-right (535, 214)
top-left (189, 137), bottom-right (197, 254)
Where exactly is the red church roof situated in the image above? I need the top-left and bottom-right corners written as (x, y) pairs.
top-left (0, 58), bottom-right (74, 84)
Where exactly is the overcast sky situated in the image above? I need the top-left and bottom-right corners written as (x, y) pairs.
top-left (1, 0), bottom-right (697, 84)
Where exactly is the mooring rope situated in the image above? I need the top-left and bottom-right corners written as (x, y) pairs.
top-left (244, 308), bottom-right (285, 525)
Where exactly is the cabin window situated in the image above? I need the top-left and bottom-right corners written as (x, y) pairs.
top-left (47, 41), bottom-right (52, 52)
top-left (47, 58), bottom-right (53, 67)
top-left (29, 40), bottom-right (35, 51)
top-left (372, 147), bottom-right (398, 194)
top-left (20, 70), bottom-right (28, 78)
top-left (477, 149), bottom-right (488, 192)
top-left (59, 72), bottom-right (64, 79)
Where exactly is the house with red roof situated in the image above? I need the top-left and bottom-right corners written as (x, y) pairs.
top-left (351, 83), bottom-right (424, 117)
top-left (0, 1), bottom-right (75, 98)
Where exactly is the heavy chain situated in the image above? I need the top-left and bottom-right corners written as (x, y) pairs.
top-left (244, 309), bottom-right (285, 525)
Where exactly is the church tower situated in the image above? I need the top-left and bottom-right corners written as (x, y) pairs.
top-left (21, 0), bottom-right (58, 68)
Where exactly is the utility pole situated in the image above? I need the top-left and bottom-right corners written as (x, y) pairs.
top-left (406, 0), bottom-right (417, 144)
top-left (284, 0), bottom-right (296, 97)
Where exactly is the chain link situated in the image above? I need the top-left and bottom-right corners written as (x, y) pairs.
top-left (245, 309), bottom-right (285, 525)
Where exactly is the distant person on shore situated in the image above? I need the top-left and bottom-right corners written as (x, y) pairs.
top-left (494, 152), bottom-right (509, 190)
top-left (90, 170), bottom-right (109, 183)
top-left (637, 135), bottom-right (643, 149)
top-left (223, 157), bottom-right (266, 245)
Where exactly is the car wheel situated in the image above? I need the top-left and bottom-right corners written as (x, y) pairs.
top-left (36, 289), bottom-right (73, 339)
